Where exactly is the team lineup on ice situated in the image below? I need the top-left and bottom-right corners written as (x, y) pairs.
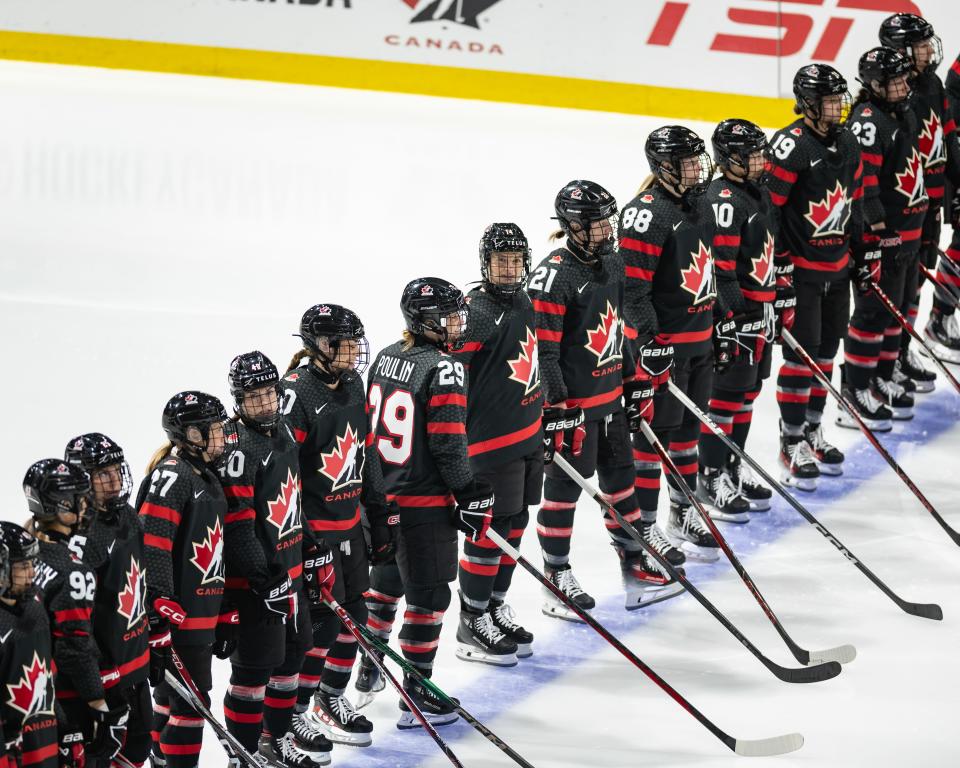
top-left (3, 7), bottom-right (960, 768)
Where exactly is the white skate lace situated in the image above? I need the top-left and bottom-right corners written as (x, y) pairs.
top-left (805, 424), bottom-right (832, 453)
top-left (945, 314), bottom-right (960, 341)
top-left (892, 361), bottom-right (910, 386)
top-left (491, 603), bottom-right (521, 632)
top-left (789, 438), bottom-right (817, 470)
top-left (854, 387), bottom-right (883, 414)
top-left (906, 347), bottom-right (930, 374)
top-left (554, 568), bottom-right (587, 599)
top-left (713, 471), bottom-right (745, 508)
top-left (292, 712), bottom-right (325, 740)
top-left (681, 506), bottom-right (712, 537)
top-left (327, 694), bottom-right (363, 726)
top-left (280, 733), bottom-right (315, 767)
top-left (472, 611), bottom-right (507, 645)
top-left (876, 377), bottom-right (906, 399)
top-left (643, 523), bottom-right (677, 556)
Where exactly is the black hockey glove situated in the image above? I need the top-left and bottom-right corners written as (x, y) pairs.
top-left (212, 605), bottom-right (240, 660)
top-left (637, 337), bottom-right (674, 389)
top-left (852, 232), bottom-right (890, 295)
top-left (365, 501), bottom-right (400, 565)
top-left (623, 377), bottom-right (656, 432)
top-left (88, 703), bottom-right (130, 761)
top-left (253, 566), bottom-right (295, 625)
top-left (58, 728), bottom-right (85, 768)
top-left (713, 313), bottom-right (739, 373)
top-left (542, 405), bottom-right (586, 465)
top-left (303, 541), bottom-right (336, 606)
top-left (773, 254), bottom-right (796, 340)
top-left (453, 479), bottom-right (495, 542)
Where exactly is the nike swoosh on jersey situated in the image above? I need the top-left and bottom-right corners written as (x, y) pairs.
top-left (810, 158), bottom-right (823, 167)
top-left (0, 630), bottom-right (11, 644)
top-left (107, 541), bottom-right (116, 555)
top-left (577, 282), bottom-right (590, 293)
top-left (262, 451), bottom-right (273, 466)
top-left (315, 404), bottom-right (327, 415)
top-left (495, 312), bottom-right (505, 325)
top-left (748, 212), bottom-right (759, 223)
top-left (194, 490), bottom-right (204, 499)
top-left (673, 221), bottom-right (682, 231)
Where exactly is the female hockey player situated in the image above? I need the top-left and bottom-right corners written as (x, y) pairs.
top-left (696, 120), bottom-right (780, 519)
top-left (531, 179), bottom-right (678, 615)
top-left (23, 459), bottom-right (130, 768)
top-left (366, 276), bottom-right (494, 728)
top-left (765, 64), bottom-right (861, 490)
top-left (283, 305), bottom-right (386, 747)
top-left (0, 522), bottom-right (59, 768)
top-left (619, 128), bottom-right (722, 566)
top-left (63, 433), bottom-right (152, 768)
top-left (218, 351), bottom-right (326, 768)
top-left (137, 391), bottom-right (235, 768)
top-left (841, 47), bottom-right (929, 428)
top-left (452, 223), bottom-right (543, 665)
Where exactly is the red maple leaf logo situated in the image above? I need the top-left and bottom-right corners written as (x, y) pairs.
top-left (584, 301), bottom-right (623, 365)
top-left (803, 181), bottom-right (850, 237)
top-left (895, 147), bottom-right (927, 206)
top-left (117, 557), bottom-right (147, 630)
top-left (266, 468), bottom-right (303, 536)
top-left (549, 253), bottom-right (564, 264)
top-left (507, 327), bottom-right (541, 395)
top-left (190, 518), bottom-right (224, 585)
top-left (318, 427), bottom-right (364, 493)
top-left (680, 242), bottom-right (716, 305)
top-left (750, 231), bottom-right (775, 287)
top-left (790, 127), bottom-right (803, 137)
top-left (285, 372), bottom-right (300, 382)
top-left (8, 653), bottom-right (52, 717)
top-left (719, 188), bottom-right (733, 198)
top-left (918, 110), bottom-right (944, 168)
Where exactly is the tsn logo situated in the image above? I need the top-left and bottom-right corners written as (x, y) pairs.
top-left (647, 0), bottom-right (922, 60)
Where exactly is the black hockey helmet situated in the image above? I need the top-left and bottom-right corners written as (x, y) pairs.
top-left (64, 432), bottom-right (132, 517)
top-left (0, 521), bottom-right (39, 600)
top-left (23, 458), bottom-right (91, 526)
top-left (161, 391), bottom-right (237, 467)
top-left (297, 304), bottom-right (371, 379)
top-left (228, 351), bottom-right (283, 432)
top-left (479, 223), bottom-right (531, 296)
top-left (553, 180), bottom-right (618, 262)
top-left (879, 13), bottom-right (941, 71)
top-left (792, 64), bottom-right (852, 135)
top-left (645, 126), bottom-right (714, 198)
top-left (400, 277), bottom-right (469, 349)
top-left (858, 47), bottom-right (914, 109)
top-left (712, 119), bottom-right (769, 180)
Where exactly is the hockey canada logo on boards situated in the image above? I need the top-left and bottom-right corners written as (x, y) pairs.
top-left (387, 0), bottom-right (505, 55)
top-left (895, 148), bottom-right (928, 207)
top-left (507, 327), bottom-right (541, 395)
top-left (117, 558), bottom-right (148, 630)
top-left (803, 181), bottom-right (850, 238)
top-left (918, 110), bottom-right (944, 168)
top-left (750, 232), bottom-right (776, 287)
top-left (190, 518), bottom-right (225, 585)
top-left (680, 242), bottom-right (716, 305)
top-left (7, 653), bottom-right (52, 718)
top-left (403, 0), bottom-right (503, 30)
top-left (318, 426), bottom-right (365, 492)
top-left (584, 302), bottom-right (623, 366)
top-left (266, 469), bottom-right (303, 537)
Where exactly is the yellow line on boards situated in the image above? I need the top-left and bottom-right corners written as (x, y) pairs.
top-left (0, 30), bottom-right (794, 125)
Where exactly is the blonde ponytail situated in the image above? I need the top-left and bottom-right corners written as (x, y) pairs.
top-left (287, 348), bottom-right (311, 373)
top-left (145, 441), bottom-right (175, 475)
top-left (401, 330), bottom-right (416, 352)
top-left (548, 229), bottom-right (565, 243)
top-left (636, 174), bottom-right (657, 194)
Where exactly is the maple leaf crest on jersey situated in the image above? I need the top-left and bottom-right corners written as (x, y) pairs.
top-left (584, 301), bottom-right (623, 365)
top-left (266, 468), bottom-right (303, 536)
top-left (895, 147), bottom-right (927, 206)
top-left (190, 517), bottom-right (225, 585)
top-left (7, 652), bottom-right (52, 717)
top-left (680, 242), bottom-right (716, 304)
top-left (803, 181), bottom-right (850, 237)
top-left (751, 232), bottom-right (776, 287)
top-left (117, 557), bottom-right (148, 630)
top-left (918, 110), bottom-right (944, 168)
top-left (507, 326), bottom-right (541, 395)
top-left (318, 426), bottom-right (364, 492)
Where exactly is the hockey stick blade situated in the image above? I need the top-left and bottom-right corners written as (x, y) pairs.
top-left (767, 657), bottom-right (841, 683)
top-left (805, 644), bottom-right (856, 666)
top-left (735, 733), bottom-right (804, 757)
top-left (898, 599), bottom-right (943, 621)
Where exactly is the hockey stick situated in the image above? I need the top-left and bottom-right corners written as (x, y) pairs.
top-left (637, 419), bottom-right (854, 667)
top-left (666, 380), bottom-right (942, 621)
top-left (782, 328), bottom-right (960, 546)
top-left (869, 280), bottom-right (960, 394)
top-left (484, 528), bottom-right (802, 757)
top-left (551, 452), bottom-right (841, 682)
top-left (320, 589), bottom-right (465, 768)
top-left (354, 624), bottom-right (536, 768)
top-left (165, 647), bottom-right (260, 768)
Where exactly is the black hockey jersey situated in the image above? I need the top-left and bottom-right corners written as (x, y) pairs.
top-left (0, 597), bottom-right (56, 748)
top-left (764, 119), bottom-right (863, 281)
top-left (850, 100), bottom-right (929, 254)
top-left (33, 538), bottom-right (103, 704)
top-left (68, 505), bottom-right (149, 691)
top-left (368, 338), bottom-right (473, 522)
top-left (219, 421), bottom-right (304, 592)
top-left (700, 177), bottom-right (777, 312)
top-left (454, 287), bottom-right (544, 471)
top-left (528, 247), bottom-right (635, 420)
top-left (620, 186), bottom-right (720, 358)
top-left (911, 69), bottom-right (960, 208)
top-left (137, 454), bottom-right (226, 645)
top-left (283, 367), bottom-right (387, 542)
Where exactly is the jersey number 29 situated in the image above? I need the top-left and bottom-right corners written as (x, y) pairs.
top-left (368, 385), bottom-right (415, 465)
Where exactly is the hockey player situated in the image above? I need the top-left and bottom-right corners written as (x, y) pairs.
top-left (697, 119), bottom-right (779, 517)
top-left (0, 522), bottom-right (59, 768)
top-left (619, 129), bottom-right (723, 566)
top-left (366, 276), bottom-right (494, 727)
top-left (63, 433), bottom-right (152, 768)
top-left (23, 459), bottom-right (131, 767)
top-left (137, 392), bottom-right (235, 768)
top-left (532, 178), bottom-right (679, 615)
top-left (765, 64), bottom-right (862, 489)
top-left (283, 305), bottom-right (384, 746)
top-left (452, 223), bottom-right (543, 665)
top-left (218, 352), bottom-right (326, 768)
top-left (841, 47), bottom-right (929, 427)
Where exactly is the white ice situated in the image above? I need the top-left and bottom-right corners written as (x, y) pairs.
top-left (1, 60), bottom-right (959, 768)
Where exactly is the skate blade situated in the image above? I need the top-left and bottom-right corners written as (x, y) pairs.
top-left (815, 461), bottom-right (844, 477)
top-left (835, 413), bottom-right (892, 433)
top-left (396, 710), bottom-right (459, 730)
top-left (746, 497), bottom-right (771, 512)
top-left (455, 643), bottom-right (518, 667)
top-left (779, 470), bottom-right (817, 492)
top-left (353, 688), bottom-right (382, 710)
top-left (541, 601), bottom-right (588, 623)
top-left (890, 408), bottom-right (914, 420)
top-left (919, 338), bottom-right (960, 364)
top-left (515, 643), bottom-right (533, 659)
top-left (910, 378), bottom-right (935, 393)
top-left (672, 537), bottom-right (720, 563)
top-left (307, 711), bottom-right (372, 748)
top-left (625, 581), bottom-right (685, 610)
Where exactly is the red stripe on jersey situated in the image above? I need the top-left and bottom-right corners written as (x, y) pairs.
top-left (713, 235), bottom-right (741, 247)
top-left (928, 187), bottom-right (944, 199)
top-left (532, 300), bottom-right (567, 315)
top-left (769, 165), bottom-right (797, 183)
top-left (792, 253), bottom-right (849, 272)
top-left (55, 607), bottom-right (92, 623)
top-left (852, 186), bottom-right (864, 200)
top-left (223, 485), bottom-right (254, 498)
top-left (225, 509), bottom-right (256, 523)
top-left (901, 228), bottom-right (922, 242)
top-left (714, 259), bottom-right (737, 271)
top-left (387, 494), bottom-right (455, 508)
top-left (565, 386), bottom-right (622, 410)
top-left (862, 175), bottom-right (878, 187)
top-left (458, 341), bottom-right (483, 353)
top-left (308, 507), bottom-right (361, 532)
top-left (144, 533), bottom-right (173, 551)
top-left (620, 237), bottom-right (662, 256)
top-left (742, 288), bottom-right (776, 302)
top-left (536, 329), bottom-right (562, 342)
top-left (22, 744), bottom-right (58, 765)
top-left (854, 159), bottom-right (863, 179)
top-left (293, 428), bottom-right (308, 444)
top-left (114, 649), bottom-right (150, 683)
top-left (426, 422), bottom-right (466, 434)
top-left (861, 152), bottom-right (883, 165)
top-left (952, 59), bottom-right (960, 76)
top-left (625, 265), bottom-right (655, 280)
top-left (769, 191), bottom-right (788, 206)
top-left (658, 327), bottom-right (713, 344)
top-left (428, 394), bottom-right (467, 407)
top-left (624, 324), bottom-right (638, 339)
top-left (468, 417), bottom-right (542, 457)
top-left (180, 615), bottom-right (218, 630)
top-left (944, 119), bottom-right (956, 135)
top-left (140, 503), bottom-right (181, 525)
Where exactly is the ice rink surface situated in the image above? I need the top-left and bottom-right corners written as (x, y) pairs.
top-left (1, 60), bottom-right (959, 767)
